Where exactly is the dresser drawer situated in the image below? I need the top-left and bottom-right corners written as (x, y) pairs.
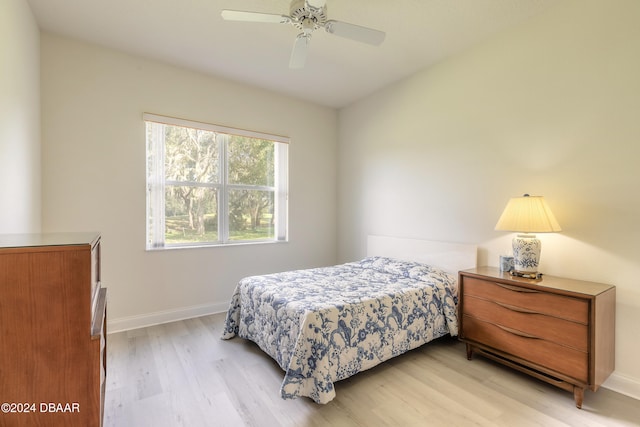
top-left (463, 315), bottom-right (588, 382)
top-left (463, 277), bottom-right (588, 324)
top-left (463, 295), bottom-right (588, 351)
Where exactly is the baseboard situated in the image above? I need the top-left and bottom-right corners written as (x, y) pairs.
top-left (602, 372), bottom-right (640, 401)
top-left (107, 302), bottom-right (228, 333)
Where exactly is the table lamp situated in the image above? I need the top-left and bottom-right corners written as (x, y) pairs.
top-left (495, 194), bottom-right (561, 276)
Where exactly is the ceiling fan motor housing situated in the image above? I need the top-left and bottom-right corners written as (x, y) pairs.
top-left (290, 0), bottom-right (328, 31)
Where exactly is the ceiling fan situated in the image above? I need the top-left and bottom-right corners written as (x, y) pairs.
top-left (221, 0), bottom-right (385, 69)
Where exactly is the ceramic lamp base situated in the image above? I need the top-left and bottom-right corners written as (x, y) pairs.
top-left (512, 234), bottom-right (541, 274)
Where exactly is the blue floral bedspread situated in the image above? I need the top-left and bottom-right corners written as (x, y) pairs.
top-left (221, 256), bottom-right (459, 404)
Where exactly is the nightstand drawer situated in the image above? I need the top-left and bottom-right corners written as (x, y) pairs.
top-left (463, 277), bottom-right (588, 324)
top-left (464, 295), bottom-right (588, 351)
top-left (463, 315), bottom-right (588, 382)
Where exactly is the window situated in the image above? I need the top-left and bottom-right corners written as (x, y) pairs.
top-left (145, 113), bottom-right (288, 249)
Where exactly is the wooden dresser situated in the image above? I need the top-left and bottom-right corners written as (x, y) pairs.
top-left (458, 267), bottom-right (615, 409)
top-left (0, 233), bottom-right (106, 426)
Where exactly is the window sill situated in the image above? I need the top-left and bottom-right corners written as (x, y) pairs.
top-left (146, 239), bottom-right (288, 251)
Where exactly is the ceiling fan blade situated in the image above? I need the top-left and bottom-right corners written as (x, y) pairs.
top-left (289, 34), bottom-right (311, 69)
top-left (221, 10), bottom-right (291, 24)
top-left (324, 20), bottom-right (385, 45)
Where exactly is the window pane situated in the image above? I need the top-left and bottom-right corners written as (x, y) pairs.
top-left (165, 125), bottom-right (219, 184)
top-left (165, 186), bottom-right (218, 245)
top-left (228, 189), bottom-right (275, 241)
top-left (228, 136), bottom-right (274, 186)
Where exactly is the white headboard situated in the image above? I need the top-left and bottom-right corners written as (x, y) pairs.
top-left (367, 235), bottom-right (477, 274)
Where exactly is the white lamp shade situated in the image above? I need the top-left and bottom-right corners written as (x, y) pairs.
top-left (495, 195), bottom-right (561, 233)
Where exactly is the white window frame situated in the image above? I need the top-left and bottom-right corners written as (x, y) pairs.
top-left (145, 113), bottom-right (289, 250)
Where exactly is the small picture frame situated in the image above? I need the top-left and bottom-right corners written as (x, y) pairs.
top-left (499, 255), bottom-right (514, 272)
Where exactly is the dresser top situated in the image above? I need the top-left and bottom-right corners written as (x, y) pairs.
top-left (0, 232), bottom-right (100, 249)
top-left (460, 266), bottom-right (614, 297)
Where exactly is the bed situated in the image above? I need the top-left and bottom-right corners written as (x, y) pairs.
top-left (221, 235), bottom-right (477, 404)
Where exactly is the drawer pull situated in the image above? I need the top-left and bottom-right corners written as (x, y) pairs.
top-left (495, 324), bottom-right (541, 340)
top-left (494, 282), bottom-right (539, 294)
top-left (494, 301), bottom-right (540, 315)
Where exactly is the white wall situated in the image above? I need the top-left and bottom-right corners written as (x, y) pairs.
top-left (338, 0), bottom-right (640, 398)
top-left (0, 0), bottom-right (41, 233)
top-left (41, 34), bottom-right (338, 331)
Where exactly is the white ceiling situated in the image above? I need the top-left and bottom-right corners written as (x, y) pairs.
top-left (27, 0), bottom-right (560, 108)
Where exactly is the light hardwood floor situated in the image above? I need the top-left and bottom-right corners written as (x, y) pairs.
top-left (104, 313), bottom-right (640, 427)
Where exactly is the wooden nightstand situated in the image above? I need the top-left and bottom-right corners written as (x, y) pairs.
top-left (458, 267), bottom-right (615, 409)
